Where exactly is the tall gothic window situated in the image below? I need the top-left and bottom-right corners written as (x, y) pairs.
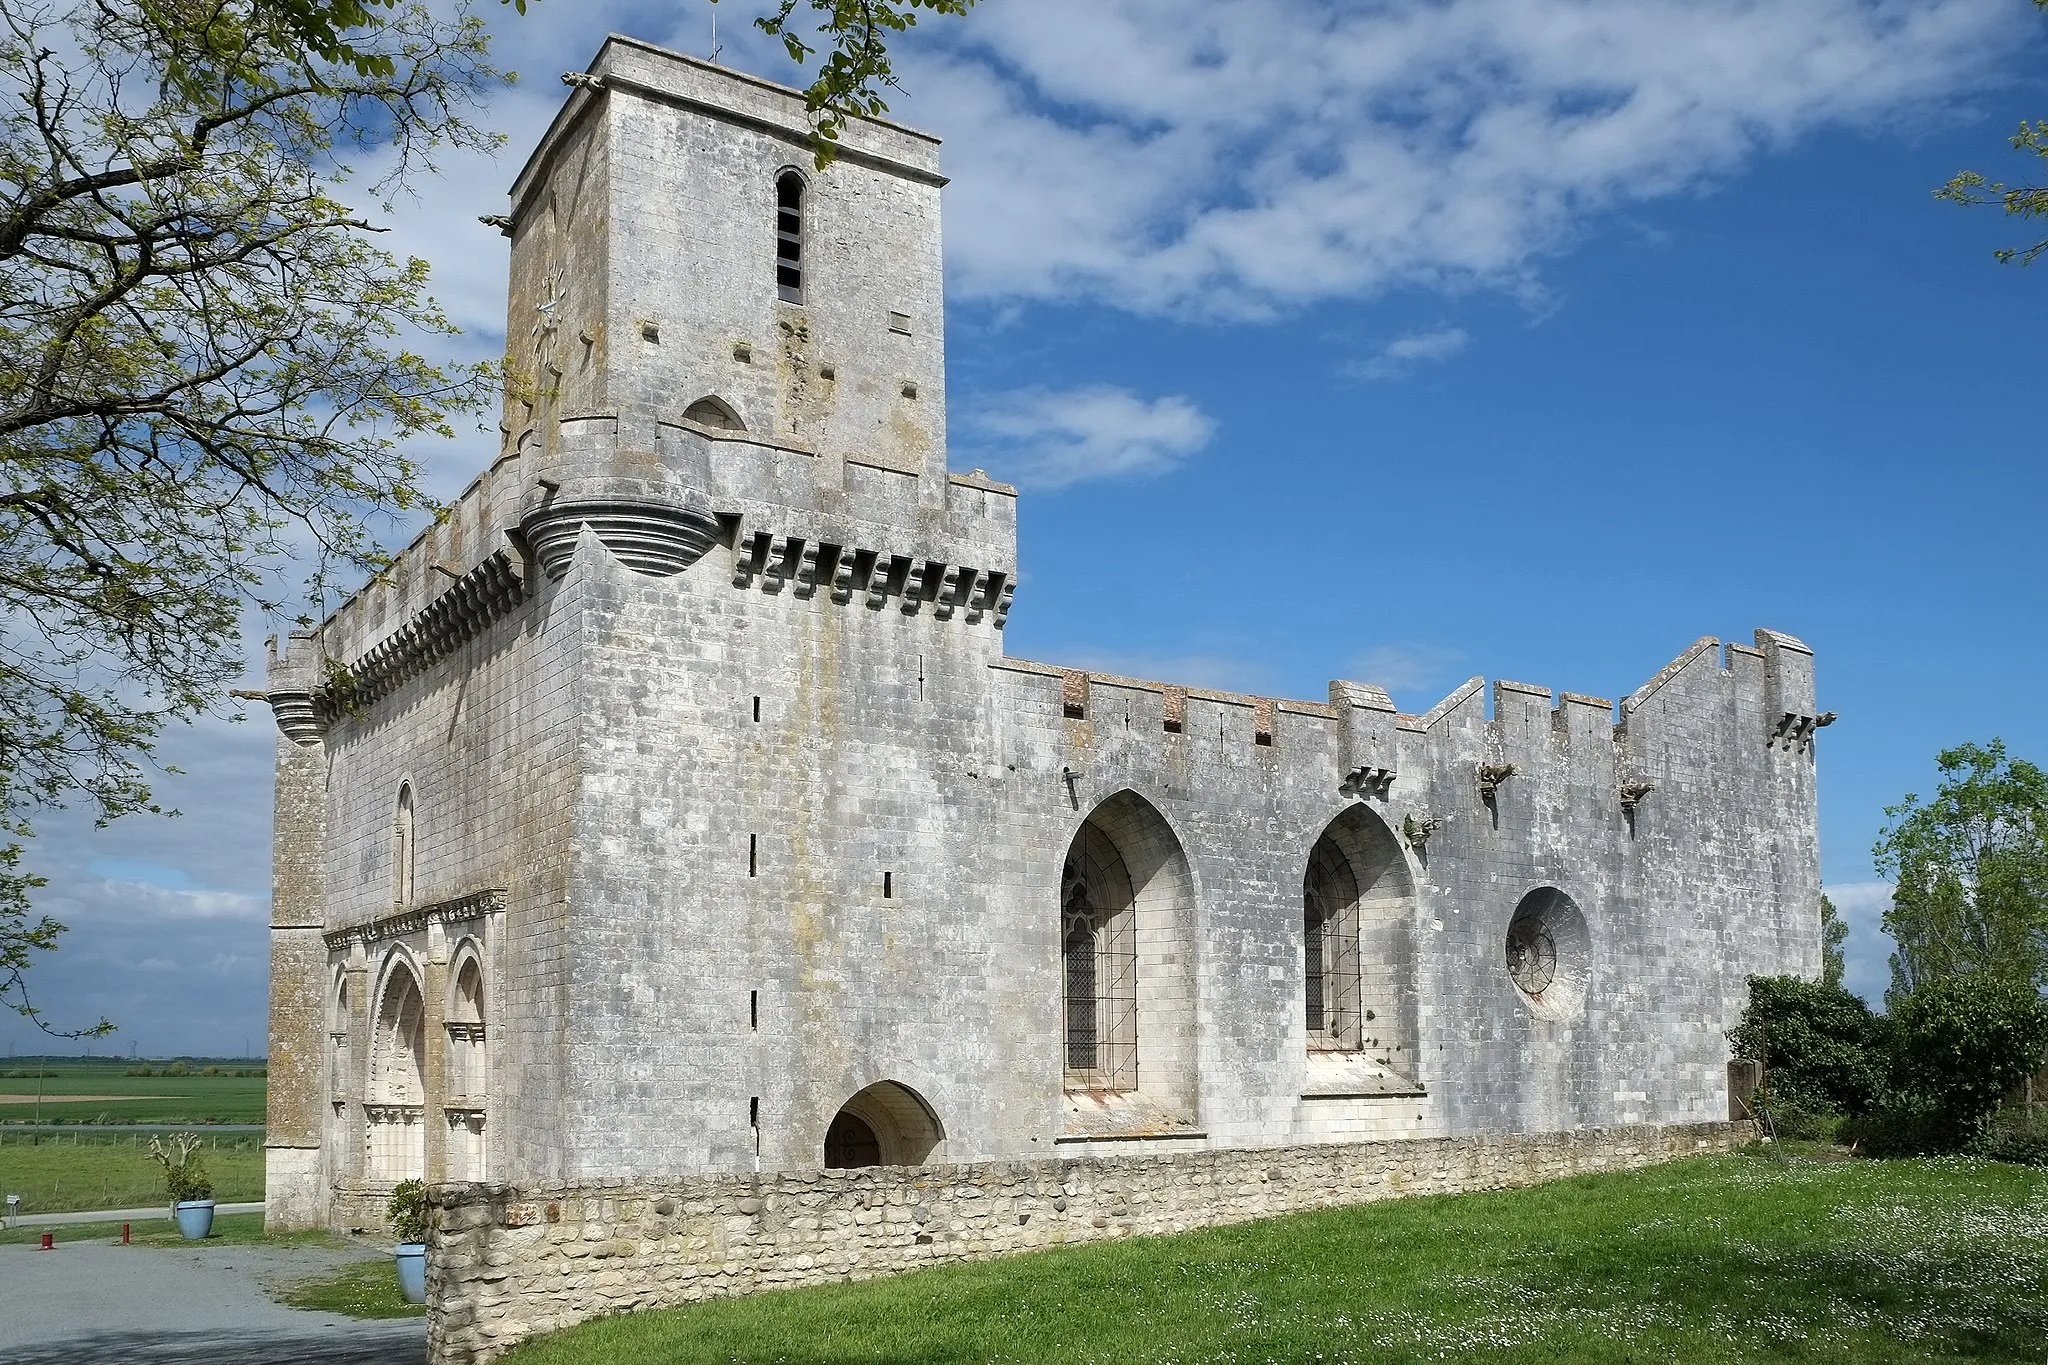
top-left (1304, 835), bottom-right (1363, 1050)
top-left (776, 171), bottom-right (804, 303)
top-left (1061, 823), bottom-right (1138, 1090)
top-left (393, 784), bottom-right (415, 908)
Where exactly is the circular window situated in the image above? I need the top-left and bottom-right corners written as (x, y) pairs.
top-left (1502, 887), bottom-right (1591, 1020)
top-left (1504, 916), bottom-right (1556, 995)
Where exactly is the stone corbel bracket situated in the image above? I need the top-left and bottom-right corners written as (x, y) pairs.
top-left (1341, 766), bottom-right (1396, 800)
top-left (734, 528), bottom-right (1012, 627)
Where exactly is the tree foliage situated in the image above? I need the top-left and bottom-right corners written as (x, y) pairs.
top-left (1887, 971), bottom-right (2048, 1148)
top-left (1820, 893), bottom-right (1847, 989)
top-left (1730, 974), bottom-right (1889, 1119)
top-left (1936, 0), bottom-right (2048, 266)
top-left (0, 0), bottom-right (505, 1033)
top-left (1875, 740), bottom-right (2048, 1005)
top-left (752, 0), bottom-right (979, 167)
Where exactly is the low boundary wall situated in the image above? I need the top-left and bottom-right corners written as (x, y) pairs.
top-left (427, 1120), bottom-right (1754, 1363)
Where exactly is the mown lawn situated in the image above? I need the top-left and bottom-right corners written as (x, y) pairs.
top-left (505, 1147), bottom-right (2048, 1365)
top-left (275, 1257), bottom-right (427, 1319)
top-left (0, 1211), bottom-right (281, 1247)
top-left (0, 1059), bottom-right (266, 1125)
top-left (0, 1131), bottom-right (265, 1213)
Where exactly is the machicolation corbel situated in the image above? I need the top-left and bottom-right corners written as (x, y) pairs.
top-left (1342, 766), bottom-right (1396, 800)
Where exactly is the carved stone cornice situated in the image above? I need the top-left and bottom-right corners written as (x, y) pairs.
top-left (264, 549), bottom-right (530, 745)
top-left (324, 888), bottom-right (508, 951)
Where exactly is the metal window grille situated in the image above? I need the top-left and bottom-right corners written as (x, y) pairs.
top-left (776, 173), bottom-right (804, 302)
top-left (1061, 823), bottom-right (1138, 1091)
top-left (1304, 838), bottom-right (1362, 1050)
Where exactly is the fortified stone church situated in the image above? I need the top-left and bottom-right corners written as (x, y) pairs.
top-left (259, 37), bottom-right (1823, 1233)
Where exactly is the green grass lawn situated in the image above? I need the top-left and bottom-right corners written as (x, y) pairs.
top-left (504, 1147), bottom-right (2048, 1365)
top-left (0, 1058), bottom-right (266, 1125)
top-left (275, 1257), bottom-right (427, 1319)
top-left (0, 1211), bottom-right (283, 1247)
top-left (0, 1131), bottom-right (265, 1213)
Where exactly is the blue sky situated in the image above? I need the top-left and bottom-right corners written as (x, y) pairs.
top-left (6, 0), bottom-right (2046, 1056)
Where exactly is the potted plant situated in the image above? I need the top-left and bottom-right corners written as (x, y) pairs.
top-left (389, 1179), bottom-right (429, 1305)
top-left (148, 1134), bottom-right (215, 1240)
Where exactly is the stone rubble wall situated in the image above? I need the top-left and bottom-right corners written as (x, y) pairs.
top-left (426, 1119), bottom-right (1754, 1363)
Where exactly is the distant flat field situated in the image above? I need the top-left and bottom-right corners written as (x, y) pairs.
top-left (0, 1061), bottom-right (266, 1125)
top-left (0, 1130), bottom-right (265, 1213)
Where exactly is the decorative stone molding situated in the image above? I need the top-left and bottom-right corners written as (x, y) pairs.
top-left (325, 889), bottom-right (508, 952)
top-left (327, 551), bottom-right (531, 714)
top-left (521, 498), bottom-right (721, 581)
top-left (267, 689), bottom-right (331, 747)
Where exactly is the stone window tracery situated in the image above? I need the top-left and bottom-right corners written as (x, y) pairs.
top-left (1061, 823), bottom-right (1138, 1091)
top-left (1304, 836), bottom-right (1363, 1050)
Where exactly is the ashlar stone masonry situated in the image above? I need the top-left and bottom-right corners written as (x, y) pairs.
top-left (255, 31), bottom-right (1823, 1354)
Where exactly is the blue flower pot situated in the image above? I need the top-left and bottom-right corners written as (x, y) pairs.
top-left (174, 1200), bottom-right (215, 1240)
top-left (394, 1242), bottom-right (427, 1304)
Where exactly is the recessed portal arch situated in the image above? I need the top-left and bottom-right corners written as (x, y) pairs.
top-left (1303, 805), bottom-right (1417, 1074)
top-left (822, 1080), bottom-right (945, 1168)
top-left (366, 950), bottom-right (427, 1182)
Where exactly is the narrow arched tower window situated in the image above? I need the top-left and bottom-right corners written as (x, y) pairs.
top-left (776, 172), bottom-right (804, 303)
top-left (393, 784), bottom-right (415, 909)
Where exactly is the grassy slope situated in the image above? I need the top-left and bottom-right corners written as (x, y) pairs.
top-left (0, 1062), bottom-right (265, 1125)
top-left (0, 1133), bottom-right (265, 1212)
top-left (505, 1149), bottom-right (2048, 1365)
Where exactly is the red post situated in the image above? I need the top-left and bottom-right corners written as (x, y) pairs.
top-left (122, 1222), bottom-right (131, 1245)
top-left (38, 1231), bottom-right (52, 1251)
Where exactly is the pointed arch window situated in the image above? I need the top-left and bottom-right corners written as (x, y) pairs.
top-left (1304, 835), bottom-right (1362, 1050)
top-left (776, 171), bottom-right (804, 303)
top-left (1061, 824), bottom-right (1138, 1090)
top-left (393, 784), bottom-right (415, 909)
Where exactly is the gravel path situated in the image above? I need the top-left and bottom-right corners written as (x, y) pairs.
top-left (0, 1238), bottom-right (426, 1364)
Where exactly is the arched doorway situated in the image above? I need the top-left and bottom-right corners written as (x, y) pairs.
top-left (821, 1080), bottom-right (944, 1168)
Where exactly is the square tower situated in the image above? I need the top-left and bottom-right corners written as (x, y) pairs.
top-left (502, 37), bottom-right (950, 485)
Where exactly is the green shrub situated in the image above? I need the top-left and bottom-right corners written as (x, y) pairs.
top-left (163, 1060), bottom-right (190, 1077)
top-left (1753, 1090), bottom-right (1841, 1142)
top-left (147, 1133), bottom-right (215, 1203)
top-left (388, 1178), bottom-right (429, 1244)
top-left (1888, 972), bottom-right (2048, 1149)
top-left (1730, 975), bottom-right (1888, 1117)
top-left (1982, 1107), bottom-right (2048, 1165)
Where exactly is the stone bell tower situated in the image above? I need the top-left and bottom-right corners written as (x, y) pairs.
top-left (501, 38), bottom-right (957, 581)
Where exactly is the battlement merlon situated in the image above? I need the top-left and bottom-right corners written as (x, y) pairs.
top-left (507, 37), bottom-right (943, 225)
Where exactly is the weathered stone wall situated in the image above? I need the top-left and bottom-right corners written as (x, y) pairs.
top-left (426, 1120), bottom-right (1755, 1364)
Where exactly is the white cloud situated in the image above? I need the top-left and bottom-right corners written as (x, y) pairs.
top-left (1824, 880), bottom-right (1896, 1006)
top-left (1347, 326), bottom-right (1471, 381)
top-left (895, 0), bottom-right (2022, 316)
top-left (964, 384), bottom-right (1216, 488)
